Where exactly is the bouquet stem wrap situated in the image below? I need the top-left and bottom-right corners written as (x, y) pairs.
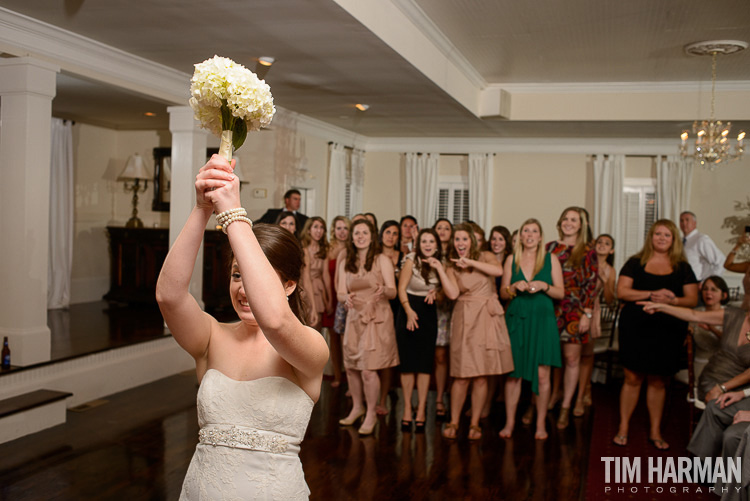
top-left (219, 130), bottom-right (233, 163)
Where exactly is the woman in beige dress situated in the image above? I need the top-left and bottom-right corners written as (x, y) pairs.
top-left (337, 219), bottom-right (399, 435)
top-left (442, 223), bottom-right (514, 440)
top-left (300, 217), bottom-right (332, 331)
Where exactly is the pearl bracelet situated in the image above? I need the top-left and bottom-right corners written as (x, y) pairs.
top-left (216, 208), bottom-right (248, 229)
top-left (216, 208), bottom-right (247, 226)
top-left (222, 216), bottom-right (253, 234)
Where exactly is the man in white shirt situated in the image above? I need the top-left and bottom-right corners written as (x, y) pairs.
top-left (679, 211), bottom-right (725, 282)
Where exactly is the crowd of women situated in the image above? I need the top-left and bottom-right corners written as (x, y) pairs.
top-left (276, 206), bottom-right (617, 441)
top-left (288, 205), bottom-right (749, 451)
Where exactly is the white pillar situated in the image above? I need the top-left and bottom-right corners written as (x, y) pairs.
top-left (0, 58), bottom-right (60, 365)
top-left (168, 106), bottom-right (209, 308)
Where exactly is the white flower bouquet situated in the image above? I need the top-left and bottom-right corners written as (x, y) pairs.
top-left (189, 55), bottom-right (275, 162)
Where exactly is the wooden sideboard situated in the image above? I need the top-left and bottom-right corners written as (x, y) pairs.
top-left (104, 227), bottom-right (232, 311)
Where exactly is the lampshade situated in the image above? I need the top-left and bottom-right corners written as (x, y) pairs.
top-left (118, 153), bottom-right (151, 181)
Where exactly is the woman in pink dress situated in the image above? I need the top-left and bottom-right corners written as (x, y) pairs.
top-left (337, 219), bottom-right (399, 435)
top-left (300, 217), bottom-right (332, 331)
top-left (441, 223), bottom-right (514, 441)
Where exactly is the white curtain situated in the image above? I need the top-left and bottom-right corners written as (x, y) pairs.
top-left (350, 148), bottom-right (366, 216)
top-left (657, 155), bottom-right (693, 222)
top-left (405, 152), bottom-right (439, 228)
top-left (48, 118), bottom-right (74, 309)
top-left (468, 153), bottom-right (494, 230)
top-left (593, 154), bottom-right (626, 272)
top-left (326, 143), bottom-right (347, 219)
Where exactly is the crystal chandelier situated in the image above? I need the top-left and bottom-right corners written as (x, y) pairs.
top-left (679, 40), bottom-right (747, 167)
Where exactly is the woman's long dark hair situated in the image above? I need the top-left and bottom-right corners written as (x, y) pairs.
top-left (300, 217), bottom-right (329, 259)
top-left (345, 219), bottom-right (381, 273)
top-left (487, 225), bottom-right (512, 264)
top-left (230, 223), bottom-right (307, 325)
top-left (596, 233), bottom-right (616, 266)
top-left (448, 223), bottom-right (480, 267)
top-left (414, 228), bottom-right (442, 283)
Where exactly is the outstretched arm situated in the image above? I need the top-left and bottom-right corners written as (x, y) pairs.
top-left (637, 300), bottom-right (725, 325)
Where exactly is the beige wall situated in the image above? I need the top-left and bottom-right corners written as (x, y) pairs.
top-left (492, 153), bottom-right (589, 238)
top-left (360, 151), bottom-right (590, 237)
top-left (361, 151), bottom-right (403, 222)
top-left (689, 155), bottom-right (750, 287)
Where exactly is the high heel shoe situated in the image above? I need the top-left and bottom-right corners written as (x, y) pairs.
top-left (358, 419), bottom-right (377, 436)
top-left (339, 409), bottom-right (365, 426)
top-left (401, 419), bottom-right (413, 432)
top-left (556, 407), bottom-right (570, 429)
top-left (415, 421), bottom-right (426, 433)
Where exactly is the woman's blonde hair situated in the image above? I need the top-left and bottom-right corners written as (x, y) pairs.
top-left (329, 215), bottom-right (351, 242)
top-left (556, 206), bottom-right (590, 267)
top-left (635, 219), bottom-right (687, 267)
top-left (513, 218), bottom-right (546, 278)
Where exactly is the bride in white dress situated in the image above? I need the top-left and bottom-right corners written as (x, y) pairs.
top-left (156, 155), bottom-right (329, 500)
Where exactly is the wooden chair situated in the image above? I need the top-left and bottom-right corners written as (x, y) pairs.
top-left (592, 300), bottom-right (621, 383)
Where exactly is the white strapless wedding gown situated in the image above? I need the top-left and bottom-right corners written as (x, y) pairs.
top-left (179, 369), bottom-right (314, 500)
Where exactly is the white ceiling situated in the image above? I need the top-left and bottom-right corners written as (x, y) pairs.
top-left (1, 0), bottom-right (749, 138)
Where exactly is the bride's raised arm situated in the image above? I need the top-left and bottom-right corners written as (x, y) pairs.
top-left (155, 160), bottom-right (234, 360)
top-left (202, 156), bottom-right (329, 380)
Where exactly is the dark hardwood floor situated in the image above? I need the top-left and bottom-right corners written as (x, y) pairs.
top-left (0, 302), bottom-right (701, 500)
top-left (0, 369), bottom-right (592, 500)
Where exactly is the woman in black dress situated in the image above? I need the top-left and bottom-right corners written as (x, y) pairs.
top-left (613, 219), bottom-right (698, 449)
top-left (395, 228), bottom-right (456, 431)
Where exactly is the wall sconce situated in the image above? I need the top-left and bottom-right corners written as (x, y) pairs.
top-left (118, 153), bottom-right (151, 228)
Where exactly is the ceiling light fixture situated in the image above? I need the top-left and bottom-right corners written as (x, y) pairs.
top-left (355, 104), bottom-right (369, 111)
top-left (679, 40), bottom-right (747, 167)
top-left (144, 112), bottom-right (156, 117)
top-left (258, 56), bottom-right (275, 67)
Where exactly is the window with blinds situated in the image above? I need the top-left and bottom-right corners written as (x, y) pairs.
top-left (436, 181), bottom-right (470, 224)
top-left (622, 180), bottom-right (658, 259)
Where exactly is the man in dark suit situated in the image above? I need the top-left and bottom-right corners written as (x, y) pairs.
top-left (257, 189), bottom-right (308, 229)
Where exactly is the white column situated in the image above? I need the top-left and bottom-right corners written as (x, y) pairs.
top-left (168, 106), bottom-right (209, 308)
top-left (0, 57), bottom-right (60, 365)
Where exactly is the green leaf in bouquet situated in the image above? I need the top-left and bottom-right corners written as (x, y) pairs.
top-left (232, 119), bottom-right (248, 151)
top-left (220, 101), bottom-right (233, 130)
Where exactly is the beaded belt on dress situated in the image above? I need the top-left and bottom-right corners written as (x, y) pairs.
top-left (199, 424), bottom-right (299, 455)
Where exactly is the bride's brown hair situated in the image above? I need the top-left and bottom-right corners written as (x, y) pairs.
top-left (230, 223), bottom-right (307, 325)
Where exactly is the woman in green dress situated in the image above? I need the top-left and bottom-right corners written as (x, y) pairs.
top-left (499, 218), bottom-right (564, 440)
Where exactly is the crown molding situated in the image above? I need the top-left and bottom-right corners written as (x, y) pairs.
top-left (363, 137), bottom-right (680, 156)
top-left (274, 107), bottom-right (367, 149)
top-left (496, 81), bottom-right (750, 94)
top-left (390, 0), bottom-right (486, 89)
top-left (0, 7), bottom-right (188, 104)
